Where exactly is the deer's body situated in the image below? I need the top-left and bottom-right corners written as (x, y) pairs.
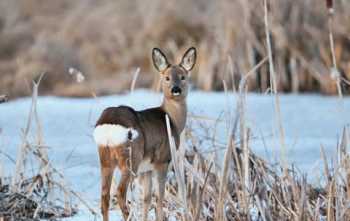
top-left (94, 47), bottom-right (196, 221)
top-left (96, 105), bottom-right (180, 170)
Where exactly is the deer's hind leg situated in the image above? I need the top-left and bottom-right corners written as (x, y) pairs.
top-left (113, 145), bottom-right (135, 220)
top-left (115, 171), bottom-right (131, 220)
top-left (114, 137), bottom-right (144, 220)
top-left (99, 147), bottom-right (117, 221)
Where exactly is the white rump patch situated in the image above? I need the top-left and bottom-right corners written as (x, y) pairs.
top-left (93, 124), bottom-right (139, 147)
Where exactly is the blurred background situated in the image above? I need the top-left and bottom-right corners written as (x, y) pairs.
top-left (0, 0), bottom-right (349, 98)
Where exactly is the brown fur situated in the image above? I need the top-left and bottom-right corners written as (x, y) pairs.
top-left (96, 47), bottom-right (196, 221)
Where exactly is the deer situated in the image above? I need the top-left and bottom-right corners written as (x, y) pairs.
top-left (93, 47), bottom-right (197, 221)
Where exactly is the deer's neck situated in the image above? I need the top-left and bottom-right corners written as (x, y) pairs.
top-left (161, 98), bottom-right (187, 134)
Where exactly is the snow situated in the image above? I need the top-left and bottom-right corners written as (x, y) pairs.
top-left (0, 90), bottom-right (349, 220)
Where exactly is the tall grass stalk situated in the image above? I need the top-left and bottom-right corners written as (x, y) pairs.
top-left (130, 67), bottom-right (140, 93)
top-left (166, 114), bottom-right (190, 220)
top-left (326, 0), bottom-right (343, 100)
top-left (11, 73), bottom-right (45, 191)
top-left (263, 0), bottom-right (287, 169)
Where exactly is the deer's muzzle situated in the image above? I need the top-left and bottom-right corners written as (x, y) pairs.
top-left (171, 86), bottom-right (182, 96)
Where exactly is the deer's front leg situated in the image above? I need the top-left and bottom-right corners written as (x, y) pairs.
top-left (155, 163), bottom-right (168, 221)
top-left (139, 171), bottom-right (152, 221)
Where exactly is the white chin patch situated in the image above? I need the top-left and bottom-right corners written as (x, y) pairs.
top-left (172, 92), bottom-right (181, 96)
top-left (93, 124), bottom-right (139, 147)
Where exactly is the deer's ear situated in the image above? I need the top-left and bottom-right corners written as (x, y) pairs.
top-left (152, 48), bottom-right (169, 72)
top-left (180, 47), bottom-right (196, 71)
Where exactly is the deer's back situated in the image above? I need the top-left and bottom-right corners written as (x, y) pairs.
top-left (95, 105), bottom-right (179, 165)
top-left (96, 106), bottom-right (140, 128)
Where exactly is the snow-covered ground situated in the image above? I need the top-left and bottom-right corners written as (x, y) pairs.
top-left (1, 90), bottom-right (349, 220)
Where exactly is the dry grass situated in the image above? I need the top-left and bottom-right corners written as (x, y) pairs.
top-left (0, 0), bottom-right (350, 99)
top-left (121, 9), bottom-right (350, 217)
top-left (122, 2), bottom-right (350, 219)
top-left (0, 77), bottom-right (96, 221)
top-left (1, 1), bottom-right (350, 220)
top-left (3, 76), bottom-right (349, 220)
top-left (152, 85), bottom-right (350, 221)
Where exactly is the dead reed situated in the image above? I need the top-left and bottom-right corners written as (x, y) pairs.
top-left (1, 0), bottom-right (350, 97)
top-left (0, 76), bottom-right (97, 221)
top-left (1, 62), bottom-right (349, 221)
top-left (128, 2), bottom-right (350, 218)
top-left (151, 96), bottom-right (350, 221)
top-left (1, 1), bottom-right (349, 220)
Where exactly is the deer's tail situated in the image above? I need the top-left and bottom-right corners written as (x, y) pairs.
top-left (93, 124), bottom-right (139, 148)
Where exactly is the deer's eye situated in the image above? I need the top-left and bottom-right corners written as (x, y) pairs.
top-left (165, 76), bottom-right (170, 81)
top-left (181, 75), bottom-right (186, 80)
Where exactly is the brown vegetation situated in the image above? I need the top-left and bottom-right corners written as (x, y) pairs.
top-left (2, 1), bottom-right (350, 220)
top-left (3, 74), bottom-right (350, 221)
top-left (0, 77), bottom-right (95, 221)
top-left (160, 118), bottom-right (350, 220)
top-left (0, 0), bottom-right (350, 99)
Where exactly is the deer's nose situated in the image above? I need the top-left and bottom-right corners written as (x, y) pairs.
top-left (171, 86), bottom-right (182, 96)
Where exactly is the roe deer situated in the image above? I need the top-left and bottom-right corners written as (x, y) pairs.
top-left (93, 47), bottom-right (197, 221)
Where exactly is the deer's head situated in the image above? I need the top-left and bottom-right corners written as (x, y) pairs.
top-left (152, 47), bottom-right (196, 100)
